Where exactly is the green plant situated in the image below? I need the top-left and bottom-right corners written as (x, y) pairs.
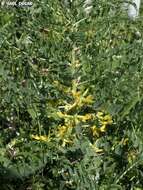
top-left (0, 0), bottom-right (143, 189)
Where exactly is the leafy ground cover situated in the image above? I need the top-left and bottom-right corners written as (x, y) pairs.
top-left (0, 0), bottom-right (143, 189)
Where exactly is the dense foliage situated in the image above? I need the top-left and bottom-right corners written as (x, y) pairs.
top-left (0, 0), bottom-right (143, 189)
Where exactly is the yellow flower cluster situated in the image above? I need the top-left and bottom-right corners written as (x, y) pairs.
top-left (77, 113), bottom-right (93, 122)
top-left (63, 83), bottom-right (94, 112)
top-left (97, 112), bottom-right (113, 132)
top-left (91, 111), bottom-right (113, 137)
top-left (41, 77), bottom-right (113, 147)
top-left (57, 112), bottom-right (94, 123)
top-left (56, 125), bottom-right (73, 147)
top-left (91, 125), bottom-right (100, 137)
top-left (56, 108), bottom-right (95, 146)
top-left (57, 111), bottom-right (67, 118)
top-left (82, 95), bottom-right (94, 104)
top-left (31, 135), bottom-right (50, 142)
top-left (57, 125), bottom-right (68, 138)
top-left (57, 109), bottom-right (113, 140)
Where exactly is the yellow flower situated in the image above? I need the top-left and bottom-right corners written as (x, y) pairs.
top-left (96, 111), bottom-right (104, 119)
top-left (103, 115), bottom-right (113, 124)
top-left (91, 125), bottom-right (100, 137)
top-left (57, 111), bottom-right (66, 118)
top-left (83, 95), bottom-right (93, 104)
top-left (62, 139), bottom-right (73, 147)
top-left (77, 114), bottom-right (93, 122)
top-left (72, 91), bottom-right (81, 99)
top-left (64, 101), bottom-right (78, 112)
top-left (100, 124), bottom-right (107, 132)
top-left (31, 135), bottom-right (50, 142)
top-left (57, 125), bottom-right (67, 138)
top-left (101, 121), bottom-right (109, 125)
top-left (120, 138), bottom-right (129, 146)
top-left (96, 113), bottom-right (113, 133)
top-left (97, 112), bottom-right (113, 127)
top-left (83, 113), bottom-right (93, 121)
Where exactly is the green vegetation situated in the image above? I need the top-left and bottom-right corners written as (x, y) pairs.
top-left (0, 1), bottom-right (143, 189)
